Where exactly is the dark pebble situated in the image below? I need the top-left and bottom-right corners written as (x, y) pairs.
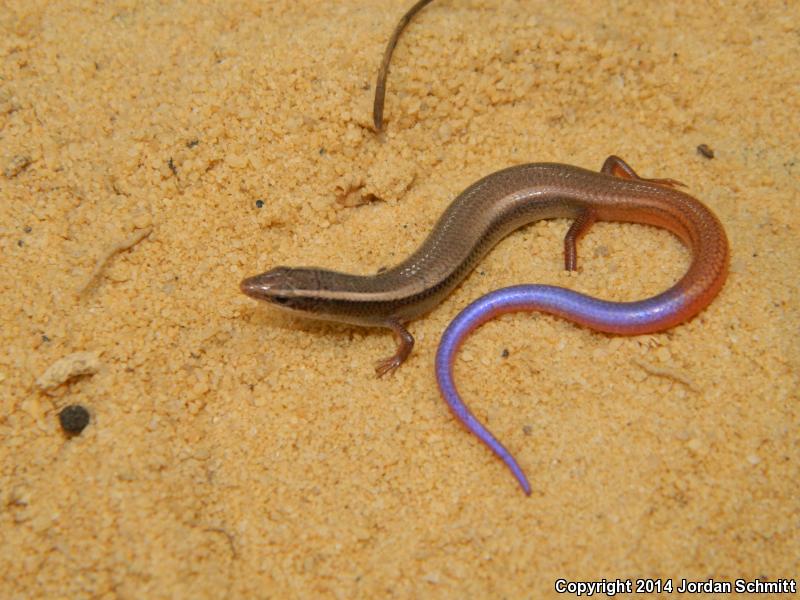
top-left (59, 405), bottom-right (90, 435)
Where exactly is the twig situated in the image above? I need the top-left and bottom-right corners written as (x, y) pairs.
top-left (632, 358), bottom-right (699, 392)
top-left (76, 227), bottom-right (152, 294)
top-left (373, 0), bottom-right (436, 131)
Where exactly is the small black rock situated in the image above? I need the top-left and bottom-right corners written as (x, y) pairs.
top-left (59, 405), bottom-right (90, 435)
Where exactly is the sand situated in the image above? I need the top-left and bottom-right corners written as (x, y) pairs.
top-left (2, 0), bottom-right (798, 597)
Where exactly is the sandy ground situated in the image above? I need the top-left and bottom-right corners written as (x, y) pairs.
top-left (2, 0), bottom-right (798, 597)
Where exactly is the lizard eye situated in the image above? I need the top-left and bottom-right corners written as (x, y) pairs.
top-left (272, 296), bottom-right (289, 305)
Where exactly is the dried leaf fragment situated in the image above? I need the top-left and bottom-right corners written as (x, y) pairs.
top-left (36, 351), bottom-right (101, 391)
top-left (3, 155), bottom-right (32, 178)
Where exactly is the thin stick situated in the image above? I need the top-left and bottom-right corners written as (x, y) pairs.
top-left (632, 358), bottom-right (699, 392)
top-left (76, 227), bottom-right (152, 294)
top-left (373, 0), bottom-right (436, 132)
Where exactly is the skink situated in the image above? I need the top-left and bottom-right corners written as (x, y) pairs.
top-left (241, 4), bottom-right (729, 495)
top-left (240, 156), bottom-right (728, 385)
